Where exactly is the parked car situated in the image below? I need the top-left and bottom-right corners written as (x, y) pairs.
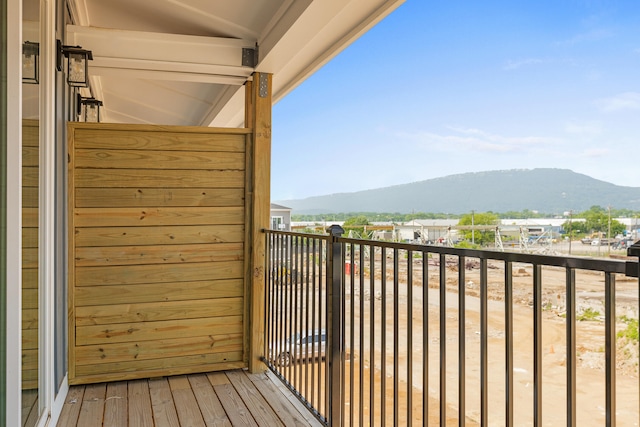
top-left (270, 329), bottom-right (327, 366)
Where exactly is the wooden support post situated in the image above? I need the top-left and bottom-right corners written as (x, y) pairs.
top-left (246, 72), bottom-right (272, 373)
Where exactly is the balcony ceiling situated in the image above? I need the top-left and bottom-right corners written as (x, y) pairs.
top-left (66, 0), bottom-right (405, 127)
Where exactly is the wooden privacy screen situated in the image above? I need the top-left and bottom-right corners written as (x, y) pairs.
top-left (22, 120), bottom-right (39, 390)
top-left (68, 123), bottom-right (252, 385)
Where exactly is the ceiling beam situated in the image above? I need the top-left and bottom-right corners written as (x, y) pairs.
top-left (67, 25), bottom-right (256, 82)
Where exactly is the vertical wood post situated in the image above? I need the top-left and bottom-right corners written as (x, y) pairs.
top-left (246, 72), bottom-right (272, 373)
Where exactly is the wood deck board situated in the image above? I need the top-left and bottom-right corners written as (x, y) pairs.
top-left (103, 382), bottom-right (128, 427)
top-left (226, 370), bottom-right (284, 427)
top-left (57, 370), bottom-right (322, 427)
top-left (76, 383), bottom-right (106, 427)
top-left (250, 371), bottom-right (315, 427)
top-left (56, 385), bottom-right (85, 427)
top-left (148, 378), bottom-right (180, 427)
top-left (187, 374), bottom-right (232, 427)
top-left (168, 376), bottom-right (207, 427)
top-left (128, 380), bottom-right (154, 427)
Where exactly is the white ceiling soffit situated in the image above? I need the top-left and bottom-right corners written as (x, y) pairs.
top-left (66, 0), bottom-right (405, 127)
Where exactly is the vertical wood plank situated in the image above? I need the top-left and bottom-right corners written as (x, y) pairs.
top-left (103, 382), bottom-right (128, 427)
top-left (188, 374), bottom-right (232, 427)
top-left (128, 380), bottom-right (154, 427)
top-left (246, 72), bottom-right (272, 372)
top-left (168, 375), bottom-right (207, 427)
top-left (148, 377), bottom-right (180, 427)
top-left (76, 383), bottom-right (106, 427)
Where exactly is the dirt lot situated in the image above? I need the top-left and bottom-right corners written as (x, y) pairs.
top-left (340, 245), bottom-right (639, 426)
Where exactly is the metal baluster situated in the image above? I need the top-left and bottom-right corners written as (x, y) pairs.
top-left (439, 253), bottom-right (447, 427)
top-left (505, 261), bottom-right (513, 427)
top-left (293, 235), bottom-right (299, 390)
top-left (407, 250), bottom-right (413, 427)
top-left (360, 244), bottom-right (365, 427)
top-left (350, 243), bottom-right (355, 427)
top-left (423, 250), bottom-right (429, 426)
top-left (533, 264), bottom-right (542, 427)
top-left (480, 258), bottom-right (488, 426)
top-left (566, 268), bottom-right (576, 427)
top-left (458, 255), bottom-right (466, 427)
top-left (381, 247), bottom-right (387, 427)
top-left (370, 244), bottom-right (376, 427)
top-left (394, 248), bottom-right (400, 427)
top-left (311, 238), bottom-right (317, 410)
top-left (605, 272), bottom-right (616, 427)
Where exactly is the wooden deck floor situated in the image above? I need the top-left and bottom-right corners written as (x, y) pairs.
top-left (56, 369), bottom-right (323, 427)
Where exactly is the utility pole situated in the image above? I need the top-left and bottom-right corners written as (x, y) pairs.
top-left (608, 206), bottom-right (611, 257)
top-left (471, 210), bottom-right (475, 245)
top-left (568, 210), bottom-right (572, 255)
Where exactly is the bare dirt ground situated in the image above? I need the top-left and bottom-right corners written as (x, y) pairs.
top-left (340, 243), bottom-right (639, 426)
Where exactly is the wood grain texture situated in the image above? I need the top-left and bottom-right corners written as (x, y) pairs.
top-left (68, 123), bottom-right (250, 383)
top-left (75, 188), bottom-right (244, 208)
top-left (75, 334), bottom-right (243, 367)
top-left (76, 383), bottom-right (106, 427)
top-left (226, 370), bottom-right (283, 426)
top-left (75, 168), bottom-right (244, 189)
top-left (74, 225), bottom-right (244, 247)
top-left (76, 315), bottom-right (243, 346)
top-left (211, 382), bottom-right (258, 426)
top-left (75, 279), bottom-right (243, 306)
top-left (188, 374), bottom-right (232, 427)
top-left (73, 207), bottom-right (244, 227)
top-left (75, 149), bottom-right (245, 170)
top-left (56, 385), bottom-right (85, 427)
top-left (73, 127), bottom-right (248, 152)
top-left (127, 380), bottom-right (154, 427)
top-left (168, 376), bottom-right (206, 427)
top-left (103, 382), bottom-right (128, 427)
top-left (148, 378), bottom-right (180, 427)
top-left (247, 72), bottom-right (272, 372)
top-left (75, 297), bottom-right (244, 326)
top-left (75, 242), bottom-right (243, 267)
top-left (59, 370), bottom-right (323, 427)
top-left (76, 261), bottom-right (244, 287)
top-left (22, 120), bottom-right (39, 391)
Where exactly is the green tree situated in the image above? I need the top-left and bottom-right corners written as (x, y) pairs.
top-left (343, 215), bottom-right (370, 238)
top-left (582, 206), bottom-right (626, 236)
top-left (561, 218), bottom-right (587, 238)
top-left (458, 212), bottom-right (499, 246)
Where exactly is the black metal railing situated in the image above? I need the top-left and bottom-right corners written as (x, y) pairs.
top-left (263, 228), bottom-right (640, 427)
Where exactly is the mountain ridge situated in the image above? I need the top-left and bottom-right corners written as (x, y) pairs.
top-left (275, 169), bottom-right (640, 214)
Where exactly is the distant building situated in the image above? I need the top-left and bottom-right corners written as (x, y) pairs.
top-left (270, 203), bottom-right (292, 231)
top-left (396, 219), bottom-right (459, 242)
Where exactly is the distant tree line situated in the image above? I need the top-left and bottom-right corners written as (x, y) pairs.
top-left (292, 207), bottom-right (640, 225)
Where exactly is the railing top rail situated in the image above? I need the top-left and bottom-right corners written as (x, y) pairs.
top-left (264, 230), bottom-right (633, 275)
top-left (338, 236), bottom-right (630, 274)
top-left (264, 228), bottom-right (331, 241)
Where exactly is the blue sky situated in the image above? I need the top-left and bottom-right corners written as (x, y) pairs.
top-left (271, 0), bottom-right (640, 201)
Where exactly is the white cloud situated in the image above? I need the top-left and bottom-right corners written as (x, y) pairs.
top-left (581, 148), bottom-right (610, 158)
top-left (594, 92), bottom-right (640, 112)
top-left (556, 28), bottom-right (612, 46)
top-left (564, 120), bottom-right (602, 135)
top-left (504, 58), bottom-right (544, 70)
top-left (399, 127), bottom-right (559, 154)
